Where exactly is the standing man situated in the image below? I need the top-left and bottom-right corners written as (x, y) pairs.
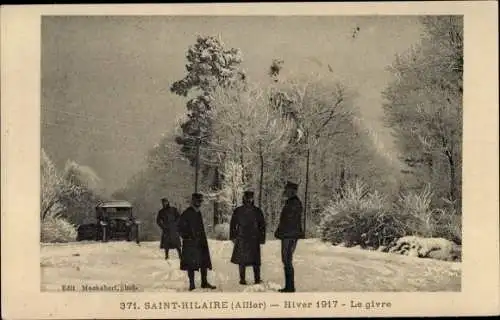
top-left (178, 193), bottom-right (216, 291)
top-left (230, 190), bottom-right (266, 285)
top-left (274, 181), bottom-right (304, 293)
top-left (156, 197), bottom-right (182, 260)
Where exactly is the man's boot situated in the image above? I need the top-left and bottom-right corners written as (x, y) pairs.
top-left (239, 265), bottom-right (247, 285)
top-left (200, 268), bottom-right (217, 289)
top-left (278, 267), bottom-right (290, 292)
top-left (188, 270), bottom-right (195, 291)
top-left (288, 266), bottom-right (296, 292)
top-left (253, 265), bottom-right (262, 284)
top-left (279, 266), bottom-right (295, 293)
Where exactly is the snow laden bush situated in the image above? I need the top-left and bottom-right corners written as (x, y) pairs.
top-left (41, 149), bottom-right (78, 243)
top-left (396, 186), bottom-right (461, 244)
top-left (41, 211), bottom-right (77, 243)
top-left (433, 208), bottom-right (461, 245)
top-left (213, 223), bottom-right (231, 241)
top-left (384, 235), bottom-right (461, 261)
top-left (41, 149), bottom-right (105, 243)
top-left (319, 181), bottom-right (462, 249)
top-left (318, 179), bottom-right (419, 248)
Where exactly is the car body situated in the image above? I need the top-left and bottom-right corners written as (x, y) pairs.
top-left (76, 200), bottom-right (140, 243)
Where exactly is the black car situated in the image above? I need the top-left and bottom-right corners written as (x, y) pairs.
top-left (76, 200), bottom-right (141, 243)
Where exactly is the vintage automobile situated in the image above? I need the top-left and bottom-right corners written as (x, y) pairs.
top-left (76, 200), bottom-right (140, 243)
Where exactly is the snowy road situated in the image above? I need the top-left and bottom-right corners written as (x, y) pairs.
top-left (41, 239), bottom-right (461, 292)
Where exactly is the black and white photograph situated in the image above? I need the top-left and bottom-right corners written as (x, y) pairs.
top-left (1, 2), bottom-right (499, 319)
top-left (40, 14), bottom-right (463, 293)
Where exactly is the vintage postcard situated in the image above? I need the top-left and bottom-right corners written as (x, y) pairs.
top-left (1, 2), bottom-right (499, 319)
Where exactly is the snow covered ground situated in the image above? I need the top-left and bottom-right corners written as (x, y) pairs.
top-left (40, 239), bottom-right (461, 292)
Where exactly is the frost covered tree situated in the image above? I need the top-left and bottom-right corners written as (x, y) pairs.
top-left (171, 35), bottom-right (246, 170)
top-left (383, 16), bottom-right (463, 209)
top-left (41, 149), bottom-right (105, 241)
top-left (59, 160), bottom-right (106, 225)
top-left (41, 148), bottom-right (71, 220)
top-left (270, 75), bottom-right (354, 230)
top-left (169, 35), bottom-right (246, 228)
top-left (210, 84), bottom-right (293, 221)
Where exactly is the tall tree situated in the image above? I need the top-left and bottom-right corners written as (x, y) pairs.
top-left (210, 84), bottom-right (293, 221)
top-left (41, 148), bottom-right (71, 220)
top-left (383, 16), bottom-right (463, 209)
top-left (170, 35), bottom-right (246, 227)
top-left (271, 75), bottom-right (353, 232)
top-left (171, 35), bottom-right (246, 172)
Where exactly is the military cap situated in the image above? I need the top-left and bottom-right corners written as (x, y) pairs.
top-left (285, 181), bottom-right (299, 190)
top-left (161, 197), bottom-right (168, 201)
top-left (243, 190), bottom-right (255, 197)
top-left (192, 193), bottom-right (204, 200)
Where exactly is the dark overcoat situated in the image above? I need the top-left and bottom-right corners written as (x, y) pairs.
top-left (178, 206), bottom-right (213, 271)
top-left (230, 204), bottom-right (266, 266)
top-left (274, 195), bottom-right (305, 240)
top-left (156, 207), bottom-right (181, 249)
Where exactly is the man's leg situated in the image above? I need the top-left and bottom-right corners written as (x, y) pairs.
top-left (279, 239), bottom-right (297, 292)
top-left (286, 239), bottom-right (297, 292)
top-left (176, 247), bottom-right (182, 259)
top-left (279, 239), bottom-right (289, 292)
top-left (164, 249), bottom-right (169, 260)
top-left (187, 269), bottom-right (195, 291)
top-left (253, 264), bottom-right (261, 284)
top-left (200, 268), bottom-right (216, 289)
top-left (239, 265), bottom-right (247, 285)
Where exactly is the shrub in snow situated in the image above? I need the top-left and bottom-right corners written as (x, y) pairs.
top-left (319, 180), bottom-right (420, 248)
top-left (430, 208), bottom-right (462, 245)
top-left (384, 236), bottom-right (461, 262)
top-left (41, 213), bottom-right (77, 243)
top-left (320, 182), bottom-right (462, 249)
top-left (213, 223), bottom-right (230, 241)
top-left (396, 187), bottom-right (462, 245)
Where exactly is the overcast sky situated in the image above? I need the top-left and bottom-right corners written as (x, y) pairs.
top-left (41, 15), bottom-right (423, 192)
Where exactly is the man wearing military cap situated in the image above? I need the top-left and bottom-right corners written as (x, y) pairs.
top-left (229, 190), bottom-right (266, 285)
top-left (156, 197), bottom-right (181, 260)
top-left (274, 180), bottom-right (304, 292)
top-left (178, 193), bottom-right (216, 290)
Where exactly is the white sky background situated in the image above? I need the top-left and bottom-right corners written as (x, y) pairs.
top-left (41, 16), bottom-right (424, 192)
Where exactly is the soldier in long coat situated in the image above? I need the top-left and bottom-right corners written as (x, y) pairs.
top-left (230, 190), bottom-right (266, 285)
top-left (178, 193), bottom-right (216, 291)
top-left (156, 198), bottom-right (181, 260)
top-left (274, 181), bottom-right (304, 292)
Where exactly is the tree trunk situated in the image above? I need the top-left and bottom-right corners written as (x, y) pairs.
top-left (194, 138), bottom-right (200, 193)
top-left (259, 143), bottom-right (264, 208)
top-left (239, 132), bottom-right (245, 185)
top-left (304, 148), bottom-right (310, 238)
top-left (263, 184), bottom-right (269, 223)
top-left (446, 150), bottom-right (457, 205)
top-left (425, 152), bottom-right (434, 185)
top-left (339, 163), bottom-right (346, 199)
top-left (212, 166), bottom-right (220, 226)
top-left (42, 198), bottom-right (57, 220)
